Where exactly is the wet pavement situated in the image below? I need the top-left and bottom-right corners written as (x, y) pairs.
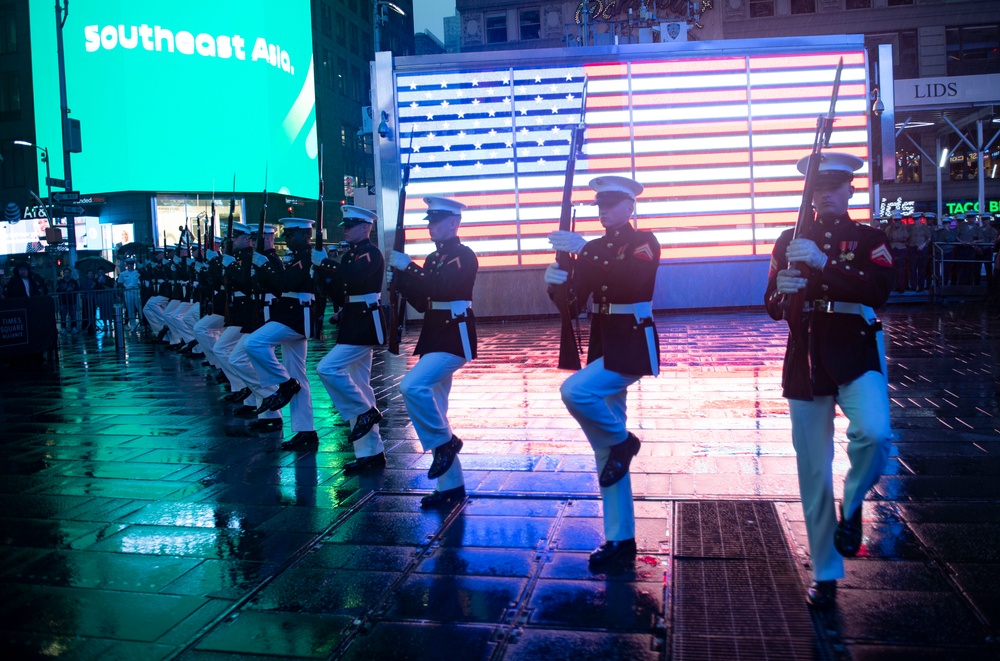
top-left (1, 304), bottom-right (998, 660)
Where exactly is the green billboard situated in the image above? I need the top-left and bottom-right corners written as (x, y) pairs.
top-left (30, 0), bottom-right (318, 198)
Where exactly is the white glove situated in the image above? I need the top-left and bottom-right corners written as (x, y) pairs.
top-left (205, 249), bottom-right (219, 260)
top-left (775, 268), bottom-right (807, 294)
top-left (312, 249), bottom-right (328, 267)
top-left (785, 238), bottom-right (828, 270)
top-left (172, 256), bottom-right (181, 265)
top-left (251, 252), bottom-right (268, 268)
top-left (221, 255), bottom-right (236, 267)
top-left (388, 250), bottom-right (412, 270)
top-left (543, 262), bottom-right (569, 285)
top-left (548, 230), bottom-right (587, 255)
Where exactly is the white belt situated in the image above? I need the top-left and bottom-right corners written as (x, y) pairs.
top-left (595, 302), bottom-right (640, 315)
top-left (428, 300), bottom-right (472, 316)
top-left (595, 301), bottom-right (653, 322)
top-left (233, 292), bottom-right (246, 298)
top-left (348, 293), bottom-right (381, 305)
top-left (281, 292), bottom-right (316, 304)
top-left (805, 300), bottom-right (876, 322)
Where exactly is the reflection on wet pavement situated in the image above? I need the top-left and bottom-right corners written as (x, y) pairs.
top-left (0, 306), bottom-right (997, 658)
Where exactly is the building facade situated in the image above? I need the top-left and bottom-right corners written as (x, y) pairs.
top-left (453, 0), bottom-right (999, 221)
top-left (0, 0), bottom-right (414, 272)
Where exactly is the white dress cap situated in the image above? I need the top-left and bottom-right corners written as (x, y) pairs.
top-left (423, 196), bottom-right (467, 220)
top-left (588, 175), bottom-right (644, 202)
top-left (796, 152), bottom-right (864, 181)
top-left (281, 218), bottom-right (315, 230)
top-left (230, 222), bottom-right (252, 235)
top-left (340, 205), bottom-right (378, 225)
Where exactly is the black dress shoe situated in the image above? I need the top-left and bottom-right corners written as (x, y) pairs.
top-left (156, 327), bottom-right (169, 341)
top-left (248, 418), bottom-right (283, 433)
top-left (266, 378), bottom-right (301, 411)
top-left (348, 406), bottom-right (383, 443)
top-left (215, 370), bottom-right (230, 384)
top-left (343, 452), bottom-right (387, 474)
top-left (179, 340), bottom-right (198, 355)
top-left (232, 405), bottom-right (258, 419)
top-left (427, 435), bottom-right (463, 479)
top-left (834, 504), bottom-right (863, 557)
top-left (598, 432), bottom-right (641, 487)
top-left (280, 430), bottom-right (319, 451)
top-left (588, 538), bottom-right (637, 569)
top-left (806, 580), bottom-right (837, 610)
top-left (420, 485), bottom-right (466, 509)
top-left (223, 387), bottom-right (253, 403)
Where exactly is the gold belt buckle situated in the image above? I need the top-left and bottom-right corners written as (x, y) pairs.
top-left (815, 300), bottom-right (832, 313)
top-left (596, 303), bottom-right (611, 315)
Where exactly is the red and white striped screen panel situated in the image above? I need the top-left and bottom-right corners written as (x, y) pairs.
top-left (395, 50), bottom-right (868, 268)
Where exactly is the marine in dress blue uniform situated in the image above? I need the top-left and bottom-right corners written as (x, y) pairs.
top-left (764, 152), bottom-right (894, 610)
top-left (313, 206), bottom-right (388, 472)
top-left (389, 196), bottom-right (478, 509)
top-left (192, 238), bottom-right (227, 367)
top-left (544, 175), bottom-right (660, 570)
top-left (215, 224), bottom-right (282, 430)
top-left (243, 219), bottom-right (318, 449)
top-left (141, 247), bottom-right (171, 337)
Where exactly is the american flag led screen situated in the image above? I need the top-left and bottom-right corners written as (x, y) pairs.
top-left (395, 49), bottom-right (869, 268)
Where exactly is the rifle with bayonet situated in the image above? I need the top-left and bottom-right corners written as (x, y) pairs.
top-left (780, 58), bottom-right (843, 401)
top-left (249, 167), bottom-right (269, 322)
top-left (223, 175), bottom-right (236, 324)
top-left (387, 131), bottom-right (413, 355)
top-left (550, 78), bottom-right (588, 371)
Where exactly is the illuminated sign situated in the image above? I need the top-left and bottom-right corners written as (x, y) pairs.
top-left (394, 49), bottom-right (870, 267)
top-left (29, 1), bottom-right (317, 197)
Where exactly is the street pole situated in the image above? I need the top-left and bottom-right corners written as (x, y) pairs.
top-left (55, 0), bottom-right (76, 269)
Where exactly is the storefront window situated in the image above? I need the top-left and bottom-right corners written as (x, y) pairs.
top-left (947, 152), bottom-right (986, 181)
top-left (896, 150), bottom-right (921, 184)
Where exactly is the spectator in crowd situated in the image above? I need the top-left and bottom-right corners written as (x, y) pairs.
top-left (79, 270), bottom-right (97, 333)
top-left (94, 272), bottom-right (115, 331)
top-left (4, 262), bottom-right (49, 298)
top-left (55, 268), bottom-right (80, 333)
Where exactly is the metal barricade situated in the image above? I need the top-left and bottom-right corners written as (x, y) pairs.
top-left (931, 242), bottom-right (995, 298)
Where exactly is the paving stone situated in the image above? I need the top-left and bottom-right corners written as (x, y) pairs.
top-left (0, 307), bottom-right (998, 658)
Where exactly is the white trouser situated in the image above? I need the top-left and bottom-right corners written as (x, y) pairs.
top-left (317, 343), bottom-right (383, 458)
top-left (227, 333), bottom-right (280, 420)
top-left (788, 370), bottom-right (892, 582)
top-left (245, 321), bottom-right (313, 433)
top-left (400, 352), bottom-right (467, 490)
top-left (193, 314), bottom-right (225, 367)
top-left (163, 300), bottom-right (188, 344)
top-left (123, 289), bottom-right (142, 329)
top-left (181, 301), bottom-right (201, 344)
top-left (142, 295), bottom-right (170, 334)
top-left (213, 326), bottom-right (247, 392)
top-left (560, 357), bottom-right (641, 542)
